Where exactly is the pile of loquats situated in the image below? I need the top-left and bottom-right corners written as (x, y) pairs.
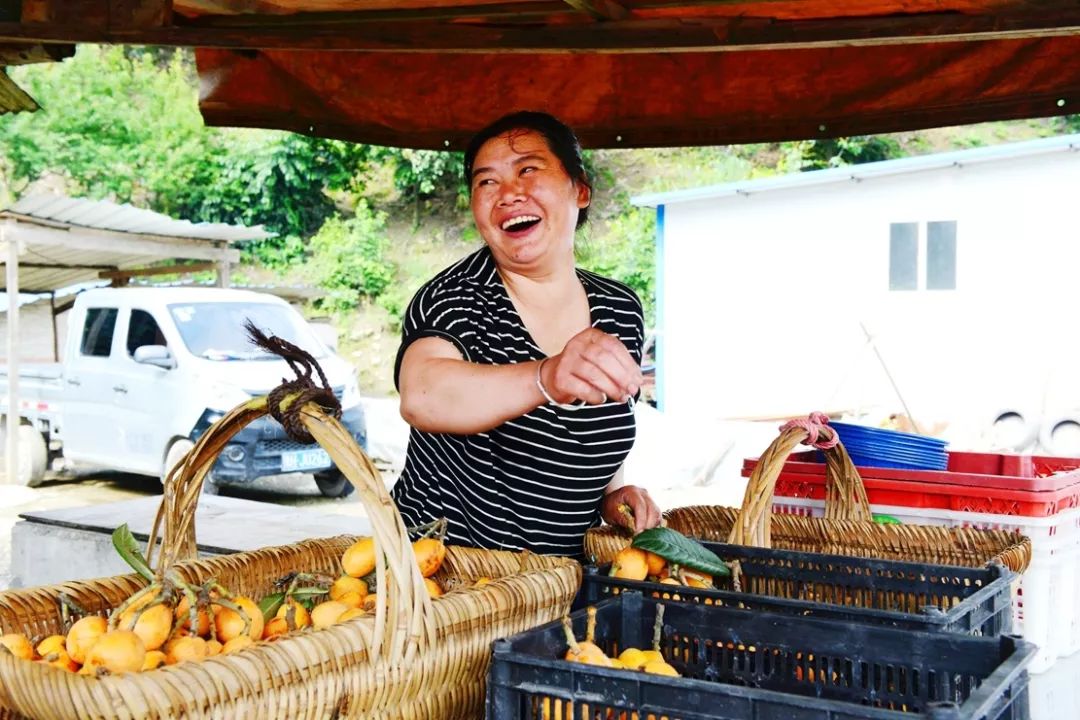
top-left (0, 521), bottom-right (482, 678)
top-left (544, 605), bottom-right (676, 720)
top-left (609, 546), bottom-right (715, 589)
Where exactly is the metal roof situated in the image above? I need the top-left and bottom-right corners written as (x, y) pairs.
top-left (1, 194), bottom-right (270, 293)
top-left (6, 194), bottom-right (272, 242)
top-left (632, 133), bottom-right (1080, 208)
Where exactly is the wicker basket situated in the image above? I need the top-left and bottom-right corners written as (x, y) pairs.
top-left (584, 420), bottom-right (1031, 575)
top-left (0, 396), bottom-right (580, 720)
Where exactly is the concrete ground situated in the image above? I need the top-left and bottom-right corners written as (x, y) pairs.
top-left (0, 465), bottom-right (394, 591)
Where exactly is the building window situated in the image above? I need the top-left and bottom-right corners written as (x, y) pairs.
top-left (888, 221), bottom-right (957, 291)
top-left (80, 308), bottom-right (118, 357)
top-left (889, 223), bottom-right (918, 291)
top-left (926, 221), bottom-right (957, 290)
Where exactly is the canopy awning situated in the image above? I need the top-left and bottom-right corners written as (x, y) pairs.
top-left (0, 0), bottom-right (1078, 148)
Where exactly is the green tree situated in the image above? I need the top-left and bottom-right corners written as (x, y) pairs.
top-left (0, 45), bottom-right (206, 204)
top-left (795, 135), bottom-right (904, 170)
top-left (304, 203), bottom-right (396, 312)
top-left (577, 206), bottom-right (657, 327)
top-left (163, 131), bottom-right (365, 265)
top-left (0, 45), bottom-right (364, 265)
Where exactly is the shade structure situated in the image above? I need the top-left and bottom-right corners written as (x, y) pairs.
top-left (0, 0), bottom-right (1078, 147)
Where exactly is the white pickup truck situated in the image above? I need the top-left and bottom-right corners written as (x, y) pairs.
top-left (0, 287), bottom-right (367, 496)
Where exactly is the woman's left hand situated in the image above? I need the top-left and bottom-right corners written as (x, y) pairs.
top-left (601, 485), bottom-right (661, 533)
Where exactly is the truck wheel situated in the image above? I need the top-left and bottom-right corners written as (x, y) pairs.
top-left (2, 423), bottom-right (48, 487)
top-left (163, 438), bottom-right (219, 495)
top-left (314, 469), bottom-right (355, 498)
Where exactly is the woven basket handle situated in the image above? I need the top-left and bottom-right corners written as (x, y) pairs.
top-left (728, 417), bottom-right (871, 548)
top-left (147, 395), bottom-right (437, 665)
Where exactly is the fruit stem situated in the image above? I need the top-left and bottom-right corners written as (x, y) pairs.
top-left (213, 596), bottom-right (252, 639)
top-left (651, 603), bottom-right (665, 653)
top-left (561, 616), bottom-right (581, 655)
top-left (109, 582), bottom-right (162, 630)
top-left (58, 593), bottom-right (89, 625)
top-left (586, 606), bottom-right (598, 644)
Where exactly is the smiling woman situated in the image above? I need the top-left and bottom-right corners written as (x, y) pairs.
top-left (391, 111), bottom-right (661, 558)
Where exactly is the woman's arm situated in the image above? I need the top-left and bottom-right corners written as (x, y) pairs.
top-left (399, 328), bottom-right (643, 435)
top-left (398, 336), bottom-right (546, 434)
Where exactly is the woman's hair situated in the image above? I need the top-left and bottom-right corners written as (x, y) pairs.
top-left (463, 111), bottom-right (591, 228)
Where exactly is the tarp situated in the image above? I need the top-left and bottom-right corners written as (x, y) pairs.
top-left (197, 37), bottom-right (1080, 149)
top-left (2, 0), bottom-right (1079, 147)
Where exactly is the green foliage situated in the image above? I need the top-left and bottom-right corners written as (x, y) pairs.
top-left (305, 204), bottom-right (396, 312)
top-left (0, 45), bottom-right (205, 203)
top-left (163, 131), bottom-right (364, 263)
top-left (362, 146), bottom-right (464, 200)
top-left (0, 45), bottom-right (363, 266)
top-left (794, 135), bottom-right (904, 171)
top-left (576, 206), bottom-right (657, 327)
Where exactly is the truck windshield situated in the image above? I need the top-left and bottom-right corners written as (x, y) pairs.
top-left (168, 302), bottom-right (327, 361)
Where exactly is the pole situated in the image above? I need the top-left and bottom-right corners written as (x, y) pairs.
top-left (216, 251), bottom-right (231, 288)
top-left (4, 222), bottom-right (20, 484)
top-left (859, 320), bottom-right (922, 435)
top-left (50, 291), bottom-right (58, 361)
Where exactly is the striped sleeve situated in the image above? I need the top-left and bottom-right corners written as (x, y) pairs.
top-left (393, 262), bottom-right (481, 390)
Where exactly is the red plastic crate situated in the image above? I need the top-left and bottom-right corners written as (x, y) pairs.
top-left (742, 450), bottom-right (1080, 516)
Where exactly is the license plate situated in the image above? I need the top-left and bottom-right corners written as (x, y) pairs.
top-left (280, 448), bottom-right (332, 473)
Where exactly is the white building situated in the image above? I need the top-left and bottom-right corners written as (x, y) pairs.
top-left (636, 134), bottom-right (1080, 452)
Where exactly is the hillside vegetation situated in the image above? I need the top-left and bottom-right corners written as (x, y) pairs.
top-left (3, 45), bottom-right (1078, 395)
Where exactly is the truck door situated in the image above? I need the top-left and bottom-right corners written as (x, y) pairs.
top-left (61, 306), bottom-right (124, 465)
top-left (114, 308), bottom-right (183, 475)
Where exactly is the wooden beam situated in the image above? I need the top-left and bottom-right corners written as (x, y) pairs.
top-left (98, 261), bottom-right (215, 280)
top-left (19, 262), bottom-right (115, 270)
top-left (108, 0), bottom-right (173, 30)
top-left (52, 296), bottom-right (77, 316)
top-left (0, 42), bottom-right (73, 65)
top-left (4, 7), bottom-right (1080, 52)
top-left (12, 222), bottom-right (241, 263)
top-left (562, 0), bottom-right (628, 21)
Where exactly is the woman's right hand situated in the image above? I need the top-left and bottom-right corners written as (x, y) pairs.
top-left (541, 328), bottom-right (643, 405)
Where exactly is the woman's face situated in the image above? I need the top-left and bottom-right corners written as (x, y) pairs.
top-left (469, 129), bottom-right (590, 273)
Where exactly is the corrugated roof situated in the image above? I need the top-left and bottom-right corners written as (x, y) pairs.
top-left (6, 194), bottom-right (273, 242)
top-left (632, 133), bottom-right (1080, 208)
top-left (1, 194), bottom-right (270, 293)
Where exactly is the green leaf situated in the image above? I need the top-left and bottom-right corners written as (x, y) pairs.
top-left (288, 586), bottom-right (331, 599)
top-left (258, 592), bottom-right (285, 623)
top-left (631, 527), bottom-right (731, 578)
top-left (873, 514), bottom-right (903, 525)
top-left (111, 524), bottom-right (154, 582)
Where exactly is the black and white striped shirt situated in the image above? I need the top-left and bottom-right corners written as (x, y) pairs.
top-left (391, 247), bottom-right (644, 557)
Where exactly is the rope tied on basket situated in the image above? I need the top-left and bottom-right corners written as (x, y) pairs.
top-left (779, 411), bottom-right (839, 450)
top-left (244, 320), bottom-right (342, 444)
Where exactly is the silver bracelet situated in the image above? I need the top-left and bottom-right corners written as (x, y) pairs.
top-left (535, 358), bottom-right (587, 409)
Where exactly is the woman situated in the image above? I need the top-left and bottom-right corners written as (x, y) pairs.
top-left (391, 111), bottom-right (661, 557)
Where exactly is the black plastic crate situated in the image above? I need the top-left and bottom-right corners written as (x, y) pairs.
top-left (487, 592), bottom-right (1034, 720)
top-left (583, 543), bottom-right (1014, 636)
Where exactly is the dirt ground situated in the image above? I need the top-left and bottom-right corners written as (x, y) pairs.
top-left (0, 465), bottom-right (396, 591)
